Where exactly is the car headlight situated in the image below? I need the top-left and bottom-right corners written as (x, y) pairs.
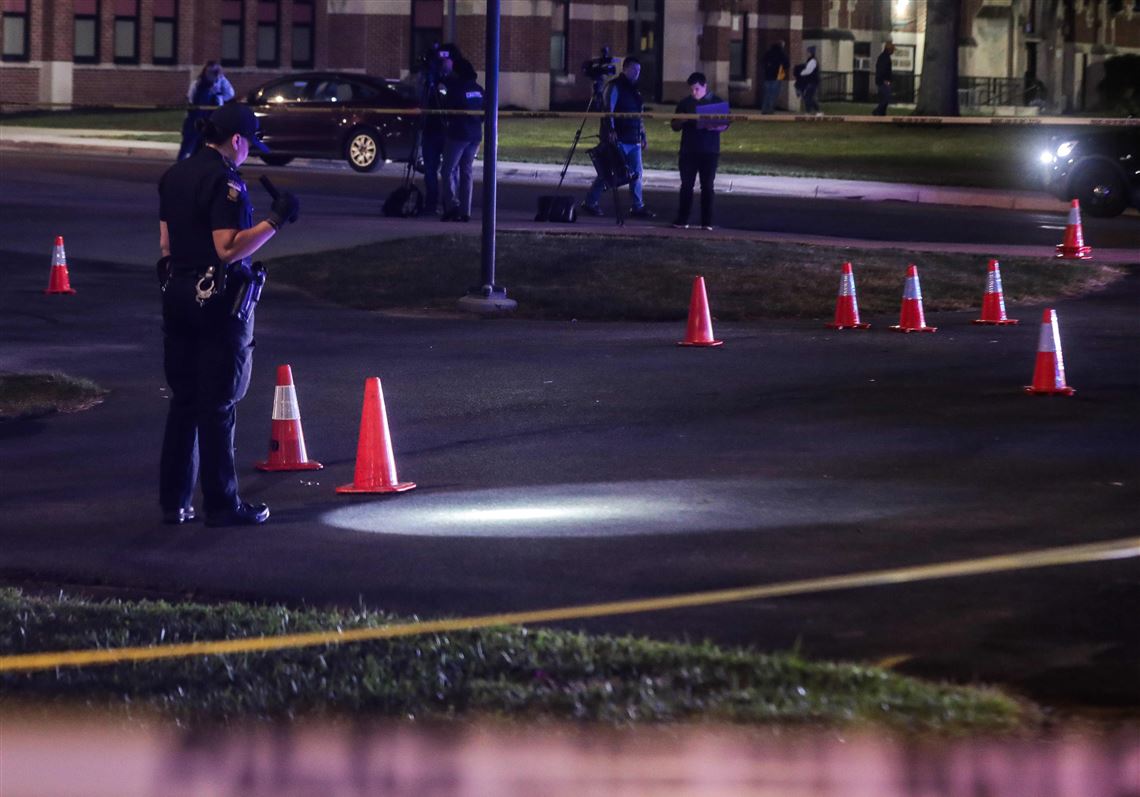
top-left (1039, 149), bottom-right (1055, 165)
top-left (1056, 140), bottom-right (1076, 158)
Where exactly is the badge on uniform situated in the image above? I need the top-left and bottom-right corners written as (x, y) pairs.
top-left (226, 180), bottom-right (243, 202)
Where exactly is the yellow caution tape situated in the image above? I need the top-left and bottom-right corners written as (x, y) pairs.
top-left (2, 100), bottom-right (1137, 126)
top-left (1, 537), bottom-right (1136, 673)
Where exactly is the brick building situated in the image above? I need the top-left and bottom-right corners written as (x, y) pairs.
top-left (2, 1), bottom-right (1137, 112)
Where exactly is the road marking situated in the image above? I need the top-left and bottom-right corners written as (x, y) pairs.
top-left (1, 537), bottom-right (1136, 673)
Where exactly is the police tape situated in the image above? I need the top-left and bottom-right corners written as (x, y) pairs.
top-left (1, 536), bottom-right (1136, 674)
top-left (1, 100), bottom-right (1137, 127)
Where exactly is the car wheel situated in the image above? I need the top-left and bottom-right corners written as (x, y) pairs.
top-left (1071, 162), bottom-right (1128, 218)
top-left (347, 129), bottom-right (382, 173)
top-left (259, 154), bottom-right (294, 167)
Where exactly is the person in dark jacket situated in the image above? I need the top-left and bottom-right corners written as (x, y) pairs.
top-left (580, 56), bottom-right (655, 219)
top-left (873, 41), bottom-right (896, 116)
top-left (418, 43), bottom-right (459, 214)
top-left (760, 41), bottom-right (789, 114)
top-left (158, 103), bottom-right (299, 526)
top-left (799, 46), bottom-right (821, 115)
top-left (670, 73), bottom-right (728, 230)
top-left (439, 58), bottom-right (483, 222)
top-left (177, 62), bottom-right (235, 161)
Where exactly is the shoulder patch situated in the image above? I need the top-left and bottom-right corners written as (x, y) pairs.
top-left (226, 179), bottom-right (243, 202)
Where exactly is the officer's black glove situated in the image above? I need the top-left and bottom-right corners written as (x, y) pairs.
top-left (268, 190), bottom-right (300, 227)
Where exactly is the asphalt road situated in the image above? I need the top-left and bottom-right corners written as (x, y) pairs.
top-left (1, 151), bottom-right (1138, 715)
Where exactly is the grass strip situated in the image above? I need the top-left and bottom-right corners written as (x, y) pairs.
top-left (266, 233), bottom-right (1121, 322)
top-left (0, 589), bottom-right (1029, 732)
top-left (0, 107), bottom-right (1083, 188)
top-left (0, 372), bottom-right (107, 420)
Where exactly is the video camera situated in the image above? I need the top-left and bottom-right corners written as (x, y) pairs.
top-left (581, 46), bottom-right (617, 99)
top-left (417, 42), bottom-right (458, 87)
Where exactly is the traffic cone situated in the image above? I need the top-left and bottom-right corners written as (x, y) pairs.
top-left (1025, 308), bottom-right (1075, 396)
top-left (337, 377), bottom-right (416, 494)
top-left (255, 364), bottom-right (323, 472)
top-left (1055, 200), bottom-right (1092, 260)
top-left (825, 262), bottom-right (871, 329)
top-left (973, 259), bottom-right (1019, 325)
top-left (889, 265), bottom-right (936, 333)
top-left (677, 276), bottom-right (723, 347)
top-left (44, 236), bottom-right (76, 295)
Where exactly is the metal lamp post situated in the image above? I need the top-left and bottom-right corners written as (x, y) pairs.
top-left (457, 0), bottom-right (517, 315)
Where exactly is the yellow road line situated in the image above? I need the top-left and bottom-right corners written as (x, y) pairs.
top-left (1, 537), bottom-right (1136, 673)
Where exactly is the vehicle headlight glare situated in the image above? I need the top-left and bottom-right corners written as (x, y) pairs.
top-left (1056, 141), bottom-right (1076, 158)
top-left (1039, 150), bottom-right (1055, 165)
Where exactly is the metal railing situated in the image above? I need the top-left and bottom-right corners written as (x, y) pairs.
top-left (818, 72), bottom-right (1033, 107)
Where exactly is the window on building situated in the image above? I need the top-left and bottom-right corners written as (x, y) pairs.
top-left (256, 0), bottom-right (278, 67)
top-left (292, 0), bottom-right (314, 68)
top-left (114, 0), bottom-right (139, 63)
top-left (153, 0), bottom-right (177, 64)
top-left (221, 0), bottom-right (243, 66)
top-left (550, 0), bottom-right (570, 74)
top-left (2, 0), bottom-right (29, 62)
top-left (729, 13), bottom-right (747, 81)
top-left (411, 0), bottom-right (443, 69)
top-left (74, 0), bottom-right (100, 63)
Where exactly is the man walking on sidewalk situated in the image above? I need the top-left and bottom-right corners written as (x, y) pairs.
top-left (580, 56), bottom-right (656, 220)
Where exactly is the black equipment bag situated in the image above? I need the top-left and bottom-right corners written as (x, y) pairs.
top-left (382, 183), bottom-right (423, 218)
top-left (383, 146), bottom-right (424, 218)
top-left (535, 195), bottom-right (578, 223)
top-left (586, 141), bottom-right (633, 188)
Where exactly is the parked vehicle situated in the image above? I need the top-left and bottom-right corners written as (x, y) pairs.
top-left (245, 72), bottom-right (419, 172)
top-left (1040, 129), bottom-right (1140, 218)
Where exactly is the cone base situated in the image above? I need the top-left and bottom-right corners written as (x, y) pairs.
top-left (336, 481), bottom-right (417, 494)
top-left (1055, 247), bottom-right (1092, 260)
top-left (825, 322), bottom-right (871, 330)
top-left (1025, 385), bottom-right (1075, 396)
top-left (889, 325), bottom-right (937, 333)
top-left (45, 288), bottom-right (77, 295)
top-left (972, 318), bottom-right (1019, 325)
top-left (677, 340), bottom-right (723, 347)
top-left (256, 461), bottom-right (324, 472)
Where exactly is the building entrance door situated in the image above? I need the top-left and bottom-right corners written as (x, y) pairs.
top-left (628, 0), bottom-right (663, 102)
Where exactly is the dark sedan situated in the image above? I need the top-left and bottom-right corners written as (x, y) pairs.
top-left (245, 71), bottom-right (419, 172)
top-left (1039, 128), bottom-right (1140, 218)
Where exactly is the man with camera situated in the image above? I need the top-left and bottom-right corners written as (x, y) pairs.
top-left (417, 43), bottom-right (460, 215)
top-left (580, 56), bottom-right (656, 220)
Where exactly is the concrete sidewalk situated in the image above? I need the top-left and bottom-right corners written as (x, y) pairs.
top-left (0, 124), bottom-right (1068, 214)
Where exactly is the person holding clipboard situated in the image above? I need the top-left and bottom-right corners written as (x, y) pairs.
top-left (669, 72), bottom-right (729, 231)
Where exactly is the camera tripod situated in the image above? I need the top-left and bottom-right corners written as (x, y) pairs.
top-left (552, 85), bottom-right (626, 226)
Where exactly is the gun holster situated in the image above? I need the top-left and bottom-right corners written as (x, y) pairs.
top-left (230, 261), bottom-right (268, 322)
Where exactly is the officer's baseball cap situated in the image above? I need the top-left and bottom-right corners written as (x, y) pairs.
top-left (209, 103), bottom-right (269, 154)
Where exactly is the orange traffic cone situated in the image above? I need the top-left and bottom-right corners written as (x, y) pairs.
top-left (337, 377), bottom-right (416, 494)
top-left (973, 259), bottom-right (1019, 325)
top-left (890, 265), bottom-right (936, 333)
top-left (255, 364), bottom-right (323, 472)
top-left (1055, 200), bottom-right (1092, 260)
top-left (825, 262), bottom-right (870, 329)
top-left (44, 236), bottom-right (76, 295)
top-left (1025, 308), bottom-right (1075, 396)
top-left (677, 276), bottom-right (723, 347)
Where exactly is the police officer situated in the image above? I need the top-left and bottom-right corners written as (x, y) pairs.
top-left (418, 43), bottom-right (458, 215)
top-left (157, 103), bottom-right (299, 526)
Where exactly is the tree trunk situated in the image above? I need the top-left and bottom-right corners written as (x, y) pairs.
top-left (915, 0), bottom-right (961, 115)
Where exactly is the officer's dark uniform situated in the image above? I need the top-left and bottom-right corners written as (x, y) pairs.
top-left (157, 145), bottom-right (256, 520)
